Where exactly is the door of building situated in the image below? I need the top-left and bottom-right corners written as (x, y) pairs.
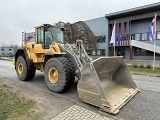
top-left (117, 49), bottom-right (125, 58)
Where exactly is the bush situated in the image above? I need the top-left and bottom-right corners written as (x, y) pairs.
top-left (146, 64), bottom-right (152, 69)
top-left (139, 64), bottom-right (144, 68)
top-left (0, 54), bottom-right (5, 57)
top-left (133, 64), bottom-right (138, 68)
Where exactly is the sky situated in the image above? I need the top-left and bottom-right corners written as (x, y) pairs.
top-left (0, 0), bottom-right (160, 46)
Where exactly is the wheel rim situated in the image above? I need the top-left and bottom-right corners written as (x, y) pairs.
top-left (48, 67), bottom-right (59, 84)
top-left (18, 63), bottom-right (23, 74)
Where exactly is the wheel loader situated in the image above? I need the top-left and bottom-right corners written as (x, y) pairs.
top-left (13, 23), bottom-right (139, 114)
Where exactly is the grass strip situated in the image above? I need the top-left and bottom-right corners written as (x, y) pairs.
top-left (0, 82), bottom-right (37, 120)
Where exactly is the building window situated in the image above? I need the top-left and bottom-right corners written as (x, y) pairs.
top-left (156, 53), bottom-right (160, 56)
top-left (87, 49), bottom-right (106, 56)
top-left (92, 50), bottom-right (96, 55)
top-left (97, 50), bottom-right (101, 55)
top-left (135, 48), bottom-right (140, 55)
top-left (141, 49), bottom-right (147, 55)
top-left (100, 49), bottom-right (105, 55)
top-left (134, 33), bottom-right (141, 40)
top-left (147, 51), bottom-right (153, 56)
top-left (96, 49), bottom-right (105, 56)
top-left (1, 49), bottom-right (4, 51)
top-left (117, 49), bottom-right (125, 58)
top-left (141, 33), bottom-right (147, 40)
top-left (86, 50), bottom-right (92, 55)
top-left (134, 48), bottom-right (147, 56)
top-left (157, 31), bottom-right (160, 39)
top-left (9, 49), bottom-right (12, 51)
top-left (96, 36), bottom-right (106, 43)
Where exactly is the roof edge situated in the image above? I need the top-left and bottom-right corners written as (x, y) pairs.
top-left (105, 2), bottom-right (160, 18)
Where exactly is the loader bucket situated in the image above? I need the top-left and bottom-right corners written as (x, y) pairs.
top-left (77, 56), bottom-right (139, 114)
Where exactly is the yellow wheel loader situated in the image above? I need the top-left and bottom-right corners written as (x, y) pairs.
top-left (13, 24), bottom-right (139, 114)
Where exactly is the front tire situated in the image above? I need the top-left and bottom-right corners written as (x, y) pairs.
top-left (44, 57), bottom-right (75, 92)
top-left (16, 56), bottom-right (35, 81)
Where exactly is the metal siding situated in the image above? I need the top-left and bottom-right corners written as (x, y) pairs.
top-left (131, 17), bottom-right (160, 34)
top-left (85, 17), bottom-right (109, 56)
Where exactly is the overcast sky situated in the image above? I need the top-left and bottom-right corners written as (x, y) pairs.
top-left (0, 0), bottom-right (159, 46)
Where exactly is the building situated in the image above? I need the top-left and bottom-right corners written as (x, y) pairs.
top-left (85, 17), bottom-right (108, 59)
top-left (0, 47), bottom-right (14, 56)
top-left (85, 2), bottom-right (160, 60)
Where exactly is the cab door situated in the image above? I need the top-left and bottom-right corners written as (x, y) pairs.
top-left (37, 27), bottom-right (45, 47)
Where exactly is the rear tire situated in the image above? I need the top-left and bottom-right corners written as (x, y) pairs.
top-left (16, 56), bottom-right (36, 81)
top-left (44, 57), bottom-right (75, 93)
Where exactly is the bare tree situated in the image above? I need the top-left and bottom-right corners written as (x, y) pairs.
top-left (54, 21), bottom-right (97, 50)
top-left (9, 44), bottom-right (19, 54)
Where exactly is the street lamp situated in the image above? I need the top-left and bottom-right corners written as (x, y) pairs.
top-left (22, 31), bottom-right (26, 46)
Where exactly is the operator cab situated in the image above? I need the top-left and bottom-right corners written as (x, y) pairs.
top-left (35, 24), bottom-right (64, 48)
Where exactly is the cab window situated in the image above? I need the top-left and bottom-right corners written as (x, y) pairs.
top-left (37, 27), bottom-right (44, 44)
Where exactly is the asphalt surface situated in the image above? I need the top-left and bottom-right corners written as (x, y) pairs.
top-left (0, 60), bottom-right (160, 120)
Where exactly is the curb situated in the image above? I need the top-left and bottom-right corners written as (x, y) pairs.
top-left (131, 72), bottom-right (160, 77)
top-left (0, 57), bottom-right (13, 61)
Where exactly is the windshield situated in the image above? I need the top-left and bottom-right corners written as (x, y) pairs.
top-left (45, 27), bottom-right (64, 44)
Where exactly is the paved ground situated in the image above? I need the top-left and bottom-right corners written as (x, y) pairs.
top-left (51, 105), bottom-right (110, 120)
top-left (0, 60), bottom-right (160, 120)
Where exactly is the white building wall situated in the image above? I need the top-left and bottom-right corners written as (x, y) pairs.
top-left (0, 47), bottom-right (14, 56)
